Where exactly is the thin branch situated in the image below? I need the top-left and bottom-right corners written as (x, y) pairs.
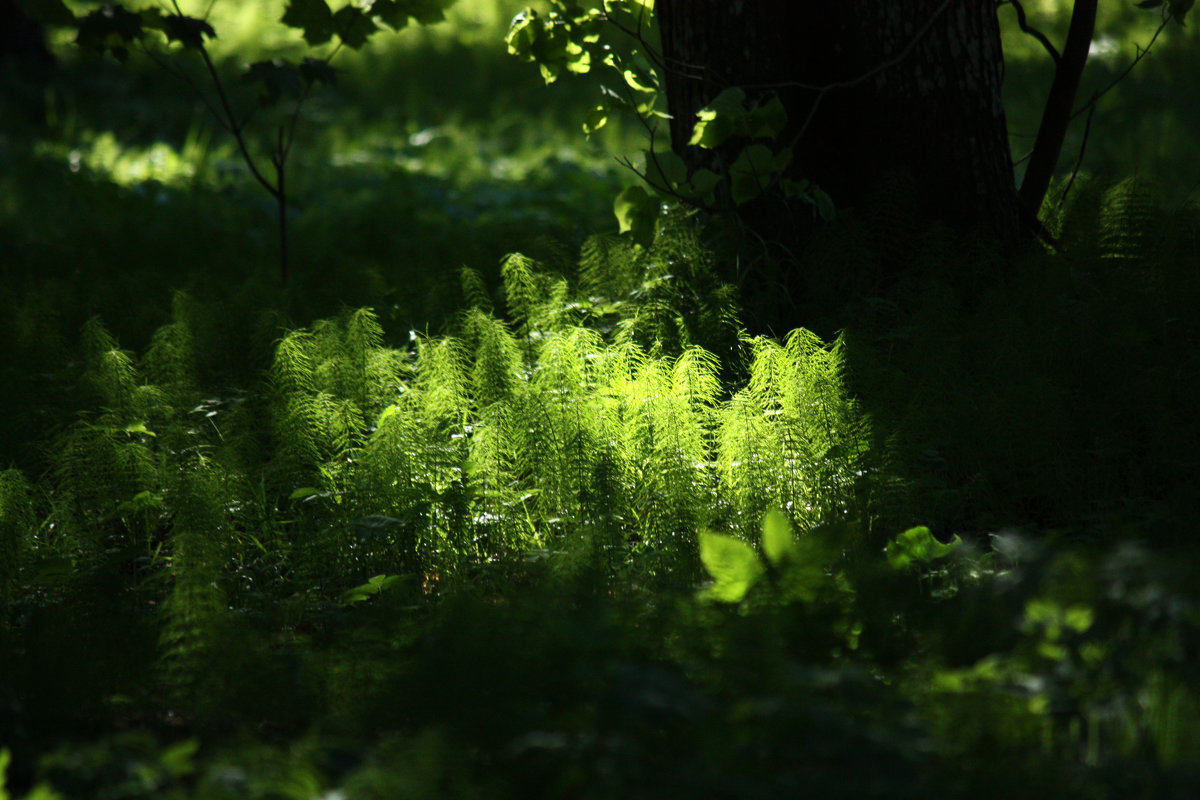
top-left (282, 40), bottom-right (343, 158)
top-left (1001, 0), bottom-right (1061, 65)
top-left (1057, 101), bottom-right (1095, 205)
top-left (194, 42), bottom-right (279, 198)
top-left (600, 13), bottom-right (666, 73)
top-left (137, 40), bottom-right (230, 133)
top-left (1070, 13), bottom-right (1169, 123)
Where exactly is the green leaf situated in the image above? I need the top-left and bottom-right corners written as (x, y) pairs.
top-left (117, 490), bottom-right (164, 515)
top-left (687, 168), bottom-right (722, 199)
top-left (613, 184), bottom-right (657, 246)
top-left (299, 57), bottom-right (337, 87)
top-left (75, 5), bottom-right (146, 61)
top-left (398, 0), bottom-right (449, 25)
top-left (760, 509), bottom-right (799, 567)
top-left (582, 104), bottom-right (608, 135)
top-left (690, 108), bottom-right (739, 149)
top-left (643, 149), bottom-right (686, 191)
top-left (747, 95), bottom-right (787, 139)
top-left (20, 0), bottom-right (76, 27)
top-left (622, 65), bottom-right (656, 93)
top-left (123, 421), bottom-right (155, 437)
top-left (332, 4), bottom-right (376, 48)
top-left (565, 41), bottom-right (592, 74)
top-left (243, 59), bottom-right (305, 105)
top-left (706, 86), bottom-right (748, 115)
top-left (340, 573), bottom-right (400, 606)
top-left (886, 526), bottom-right (962, 570)
top-left (728, 143), bottom-right (776, 204)
top-left (281, 0), bottom-right (335, 46)
top-left (161, 14), bottom-right (216, 49)
top-left (814, 188), bottom-right (836, 221)
top-left (289, 486), bottom-right (323, 501)
top-left (159, 739), bottom-right (199, 778)
top-left (699, 532), bottom-right (765, 602)
top-left (369, 0), bottom-right (409, 30)
top-left (506, 9), bottom-right (540, 60)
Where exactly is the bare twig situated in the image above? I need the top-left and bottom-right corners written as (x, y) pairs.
top-left (1070, 13), bottom-right (1169, 123)
top-left (1057, 101), bottom-right (1095, 205)
top-left (137, 41), bottom-right (230, 133)
top-left (1000, 0), bottom-right (1061, 65)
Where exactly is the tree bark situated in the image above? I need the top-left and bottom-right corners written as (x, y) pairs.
top-left (657, 0), bottom-right (1019, 247)
top-left (0, 0), bottom-right (55, 70)
top-left (1, 0), bottom-right (55, 125)
top-left (1018, 0), bottom-right (1096, 221)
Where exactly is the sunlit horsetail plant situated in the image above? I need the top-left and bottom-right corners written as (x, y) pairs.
top-left (11, 228), bottom-right (874, 681)
top-left (338, 249), bottom-right (870, 585)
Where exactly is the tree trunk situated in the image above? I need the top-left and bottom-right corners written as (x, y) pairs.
top-left (0, 0), bottom-right (54, 69)
top-left (657, 0), bottom-right (1019, 248)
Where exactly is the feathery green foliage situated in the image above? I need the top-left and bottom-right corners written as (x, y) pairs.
top-left (0, 470), bottom-right (34, 605)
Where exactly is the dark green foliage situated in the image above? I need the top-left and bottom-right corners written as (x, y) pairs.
top-left (3, 6), bottom-right (1200, 797)
top-left (0, 469), bottom-right (34, 604)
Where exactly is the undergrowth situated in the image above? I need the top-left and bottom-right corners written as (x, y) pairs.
top-left (3, 4), bottom-right (1200, 795)
top-left (2, 186), bottom-right (1200, 797)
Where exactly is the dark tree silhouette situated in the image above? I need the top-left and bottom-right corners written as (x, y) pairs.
top-left (0, 0), bottom-right (54, 70)
top-left (657, 0), bottom-right (1021, 247)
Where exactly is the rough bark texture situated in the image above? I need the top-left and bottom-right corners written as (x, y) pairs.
top-left (657, 0), bottom-right (1019, 247)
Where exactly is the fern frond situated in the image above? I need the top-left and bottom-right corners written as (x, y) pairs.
top-left (460, 266), bottom-right (494, 314)
top-left (462, 310), bottom-right (522, 409)
top-left (143, 291), bottom-right (198, 406)
top-left (0, 469), bottom-right (34, 603)
top-left (81, 316), bottom-right (143, 414)
top-left (1099, 176), bottom-right (1165, 284)
top-left (158, 455), bottom-right (230, 707)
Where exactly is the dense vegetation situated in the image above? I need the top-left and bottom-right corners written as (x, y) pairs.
top-left (2, 1), bottom-right (1200, 798)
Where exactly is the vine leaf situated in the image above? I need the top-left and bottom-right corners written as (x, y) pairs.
top-left (393, 0), bottom-right (450, 25)
top-left (243, 59), bottom-right (305, 106)
top-left (332, 5), bottom-right (376, 48)
top-left (162, 15), bottom-right (216, 50)
top-left (582, 104), bottom-right (608, 134)
top-left (282, 0), bottom-right (335, 46)
top-left (299, 57), bottom-right (337, 88)
top-left (729, 144), bottom-right (791, 205)
top-left (747, 95), bottom-right (787, 139)
top-left (613, 184), bottom-right (657, 246)
top-left (643, 149), bottom-right (687, 192)
top-left (75, 4), bottom-right (146, 61)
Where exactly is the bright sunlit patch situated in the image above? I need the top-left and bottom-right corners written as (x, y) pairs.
top-left (36, 129), bottom-right (218, 188)
top-left (1089, 34), bottom-right (1120, 59)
